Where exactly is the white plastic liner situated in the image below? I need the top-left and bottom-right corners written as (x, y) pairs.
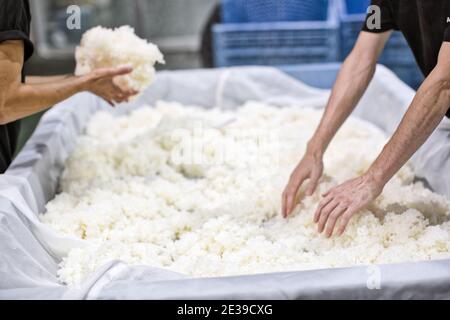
top-left (2, 66), bottom-right (450, 300)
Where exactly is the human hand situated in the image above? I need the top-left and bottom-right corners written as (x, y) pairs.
top-left (282, 150), bottom-right (324, 218)
top-left (83, 66), bottom-right (138, 106)
top-left (314, 173), bottom-right (383, 238)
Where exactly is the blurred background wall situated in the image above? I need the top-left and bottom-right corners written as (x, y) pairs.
top-left (27, 0), bottom-right (220, 74)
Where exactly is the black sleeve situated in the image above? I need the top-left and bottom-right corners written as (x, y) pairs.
top-left (443, 1), bottom-right (450, 42)
top-left (361, 0), bottom-right (397, 33)
top-left (0, 0), bottom-right (34, 60)
top-left (445, 11), bottom-right (450, 42)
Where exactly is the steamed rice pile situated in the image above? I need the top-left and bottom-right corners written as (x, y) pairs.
top-left (41, 101), bottom-right (450, 286)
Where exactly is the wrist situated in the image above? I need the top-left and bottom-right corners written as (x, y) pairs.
top-left (306, 140), bottom-right (325, 159)
top-left (363, 167), bottom-right (387, 190)
top-left (77, 74), bottom-right (92, 92)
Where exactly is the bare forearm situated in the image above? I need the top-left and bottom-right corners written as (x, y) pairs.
top-left (1, 76), bottom-right (86, 123)
top-left (0, 40), bottom-right (136, 125)
top-left (308, 51), bottom-right (376, 155)
top-left (367, 69), bottom-right (450, 185)
top-left (307, 32), bottom-right (391, 156)
top-left (26, 74), bottom-right (72, 84)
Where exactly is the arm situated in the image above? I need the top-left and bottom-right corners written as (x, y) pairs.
top-left (26, 75), bottom-right (72, 84)
top-left (282, 31), bottom-right (392, 217)
top-left (368, 42), bottom-right (450, 185)
top-left (315, 42), bottom-right (450, 238)
top-left (0, 40), bottom-right (137, 125)
top-left (308, 31), bottom-right (391, 158)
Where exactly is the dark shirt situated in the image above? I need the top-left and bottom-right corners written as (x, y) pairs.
top-left (362, 0), bottom-right (450, 77)
top-left (0, 0), bottom-right (34, 173)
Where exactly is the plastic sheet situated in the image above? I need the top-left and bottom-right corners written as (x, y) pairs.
top-left (2, 66), bottom-right (450, 300)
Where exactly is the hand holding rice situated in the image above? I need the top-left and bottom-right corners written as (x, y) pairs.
top-left (75, 26), bottom-right (165, 92)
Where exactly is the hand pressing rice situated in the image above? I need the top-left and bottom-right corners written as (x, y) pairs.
top-left (75, 26), bottom-right (165, 92)
top-left (41, 101), bottom-right (450, 286)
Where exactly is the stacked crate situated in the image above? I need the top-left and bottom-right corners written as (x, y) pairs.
top-left (213, 0), bottom-right (340, 67)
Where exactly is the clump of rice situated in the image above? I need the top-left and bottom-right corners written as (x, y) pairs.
top-left (75, 26), bottom-right (164, 91)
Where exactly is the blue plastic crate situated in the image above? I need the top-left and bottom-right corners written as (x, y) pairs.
top-left (278, 63), bottom-right (421, 91)
top-left (279, 63), bottom-right (340, 88)
top-left (221, 0), bottom-right (329, 23)
top-left (339, 0), bottom-right (368, 58)
top-left (338, 0), bottom-right (424, 88)
top-left (277, 63), bottom-right (423, 91)
top-left (387, 65), bottom-right (424, 90)
top-left (278, 62), bottom-right (423, 89)
top-left (213, 0), bottom-right (340, 67)
top-left (344, 0), bottom-right (369, 14)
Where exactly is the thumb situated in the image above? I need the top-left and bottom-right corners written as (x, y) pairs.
top-left (94, 65), bottom-right (133, 78)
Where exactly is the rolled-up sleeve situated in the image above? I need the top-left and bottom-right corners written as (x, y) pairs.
top-left (361, 0), bottom-right (397, 33)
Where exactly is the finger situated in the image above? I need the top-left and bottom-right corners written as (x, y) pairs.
top-left (317, 199), bottom-right (339, 233)
top-left (113, 94), bottom-right (126, 103)
top-left (282, 172), bottom-right (303, 218)
top-left (96, 65), bottom-right (133, 79)
top-left (322, 187), bottom-right (335, 197)
top-left (306, 168), bottom-right (321, 196)
top-left (126, 89), bottom-right (139, 96)
top-left (114, 86), bottom-right (138, 99)
top-left (282, 191), bottom-right (288, 218)
top-left (122, 90), bottom-right (133, 97)
top-left (111, 76), bottom-right (139, 96)
top-left (111, 65), bottom-right (133, 77)
top-left (313, 195), bottom-right (334, 223)
top-left (122, 91), bottom-right (138, 101)
top-left (112, 81), bottom-right (125, 93)
top-left (337, 208), bottom-right (356, 236)
top-left (104, 99), bottom-right (114, 107)
top-left (325, 205), bottom-right (347, 238)
top-left (285, 175), bottom-right (307, 217)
